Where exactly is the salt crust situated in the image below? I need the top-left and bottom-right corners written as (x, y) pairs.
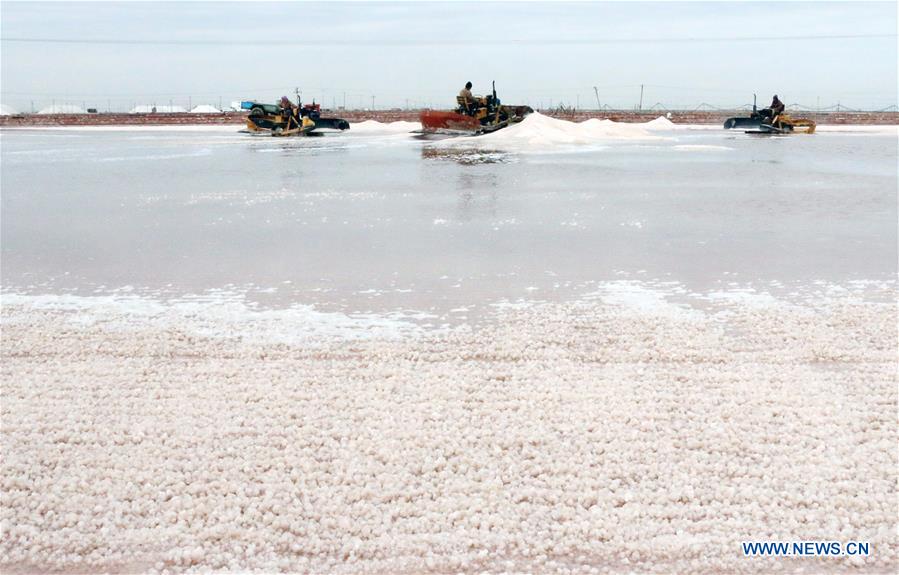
top-left (1, 293), bottom-right (427, 345)
top-left (1, 295), bottom-right (896, 574)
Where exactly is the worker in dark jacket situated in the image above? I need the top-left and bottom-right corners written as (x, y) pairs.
top-left (279, 95), bottom-right (299, 125)
top-left (759, 94), bottom-right (785, 123)
top-left (770, 95), bottom-right (785, 115)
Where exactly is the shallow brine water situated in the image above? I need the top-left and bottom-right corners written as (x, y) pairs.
top-left (1, 119), bottom-right (896, 324)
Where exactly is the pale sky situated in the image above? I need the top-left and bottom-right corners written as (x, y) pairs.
top-left (1, 1), bottom-right (896, 112)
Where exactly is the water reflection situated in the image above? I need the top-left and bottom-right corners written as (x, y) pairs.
top-left (458, 172), bottom-right (497, 189)
top-left (453, 173), bottom-right (499, 221)
top-left (455, 189), bottom-right (498, 221)
top-left (421, 146), bottom-right (512, 165)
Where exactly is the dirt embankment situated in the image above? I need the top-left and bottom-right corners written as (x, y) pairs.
top-left (1, 110), bottom-right (896, 127)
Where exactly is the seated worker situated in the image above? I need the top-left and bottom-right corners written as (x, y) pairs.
top-left (458, 82), bottom-right (475, 114)
top-left (759, 94), bottom-right (785, 122)
top-left (770, 94), bottom-right (785, 115)
top-left (279, 96), bottom-right (297, 117)
top-left (459, 82), bottom-right (474, 102)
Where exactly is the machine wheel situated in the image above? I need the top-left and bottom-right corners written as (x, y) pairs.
top-left (250, 106), bottom-right (265, 117)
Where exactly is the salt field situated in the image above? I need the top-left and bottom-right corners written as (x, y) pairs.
top-left (2, 117), bottom-right (896, 318)
top-left (2, 117), bottom-right (897, 573)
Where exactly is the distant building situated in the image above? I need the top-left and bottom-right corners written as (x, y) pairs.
top-left (37, 104), bottom-right (85, 114)
top-left (129, 105), bottom-right (187, 113)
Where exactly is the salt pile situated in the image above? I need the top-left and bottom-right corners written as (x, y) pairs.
top-left (642, 116), bottom-right (679, 131)
top-left (441, 113), bottom-right (666, 149)
top-left (0, 103), bottom-right (19, 116)
top-left (189, 104), bottom-right (221, 114)
top-left (1, 293), bottom-right (895, 574)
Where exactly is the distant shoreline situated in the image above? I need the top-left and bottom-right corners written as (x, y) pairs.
top-left (1, 110), bottom-right (897, 127)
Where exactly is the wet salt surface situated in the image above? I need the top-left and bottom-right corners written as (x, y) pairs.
top-left (2, 120), bottom-right (896, 318)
